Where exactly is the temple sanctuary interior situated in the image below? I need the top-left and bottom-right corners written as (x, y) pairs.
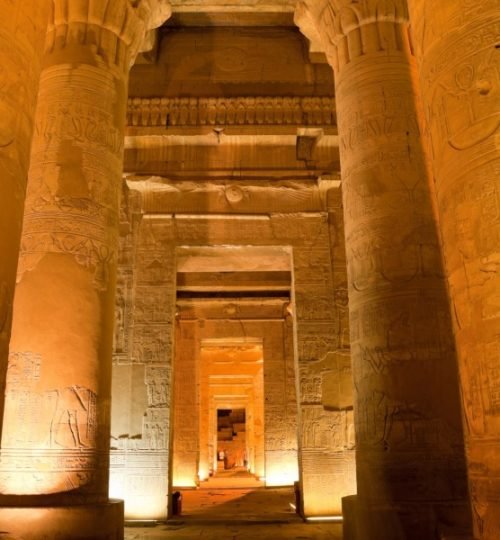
top-left (0, 1), bottom-right (498, 540)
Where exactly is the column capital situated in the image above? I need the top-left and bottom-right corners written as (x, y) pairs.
top-left (46, 0), bottom-right (172, 69)
top-left (295, 0), bottom-right (410, 72)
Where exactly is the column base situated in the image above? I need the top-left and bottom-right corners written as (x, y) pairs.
top-left (0, 499), bottom-right (124, 540)
top-left (342, 495), bottom-right (473, 540)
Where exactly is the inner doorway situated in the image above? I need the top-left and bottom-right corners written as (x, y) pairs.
top-left (217, 408), bottom-right (247, 472)
top-left (171, 246), bottom-right (299, 516)
top-left (199, 339), bottom-right (265, 489)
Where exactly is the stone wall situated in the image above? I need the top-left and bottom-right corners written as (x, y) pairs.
top-left (110, 182), bottom-right (355, 518)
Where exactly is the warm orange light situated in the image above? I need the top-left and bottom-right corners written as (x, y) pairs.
top-left (306, 516), bottom-right (343, 522)
top-left (0, 449), bottom-right (79, 495)
top-left (265, 460), bottom-right (299, 487)
top-left (109, 474), bottom-right (168, 520)
top-left (198, 466), bottom-right (209, 482)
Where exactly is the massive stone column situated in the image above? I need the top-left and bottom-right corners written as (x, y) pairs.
top-left (407, 3), bottom-right (500, 538)
top-left (0, 2), bottom-right (171, 538)
top-left (296, 1), bottom-right (472, 538)
top-left (0, 1), bottom-right (50, 432)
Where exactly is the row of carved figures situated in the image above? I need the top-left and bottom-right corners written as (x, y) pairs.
top-left (127, 96), bottom-right (337, 127)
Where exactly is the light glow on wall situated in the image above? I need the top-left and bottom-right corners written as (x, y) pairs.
top-left (265, 469), bottom-right (299, 487)
top-left (172, 477), bottom-right (197, 488)
top-left (265, 456), bottom-right (299, 487)
top-left (306, 516), bottom-right (343, 523)
top-left (109, 473), bottom-right (168, 520)
top-left (198, 466), bottom-right (209, 482)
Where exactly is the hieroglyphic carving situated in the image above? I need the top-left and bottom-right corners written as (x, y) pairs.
top-left (111, 187), bottom-right (348, 514)
top-left (16, 65), bottom-right (125, 290)
top-left (0, 352), bottom-right (103, 495)
top-left (272, 213), bottom-right (329, 245)
top-left (128, 96), bottom-right (336, 127)
top-left (327, 185), bottom-right (350, 351)
top-left (407, 2), bottom-right (500, 536)
top-left (0, 447), bottom-right (108, 497)
top-left (113, 186), bottom-right (141, 360)
top-left (0, 1), bottom-right (51, 425)
top-left (110, 214), bottom-right (175, 515)
top-left (175, 215), bottom-right (274, 245)
top-left (302, 405), bottom-right (353, 452)
top-left (5, 354), bottom-right (97, 450)
top-left (50, 386), bottom-right (97, 450)
top-left (145, 366), bottom-right (170, 408)
top-left (143, 409), bottom-right (169, 451)
top-left (293, 240), bottom-right (356, 514)
top-left (1, 0), bottom-right (172, 508)
top-left (262, 323), bottom-right (299, 484)
top-left (296, 0), bottom-right (470, 531)
top-left (301, 447), bottom-right (356, 515)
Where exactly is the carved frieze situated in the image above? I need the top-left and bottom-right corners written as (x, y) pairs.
top-left (127, 96), bottom-right (336, 127)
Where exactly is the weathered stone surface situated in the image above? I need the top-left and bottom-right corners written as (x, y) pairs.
top-left (0, 1), bottom-right (172, 537)
top-left (1, 2), bottom-right (491, 537)
top-left (296, 0), bottom-right (472, 535)
top-left (110, 186), bottom-right (353, 519)
top-left (0, 0), bottom-right (50, 438)
top-left (408, 2), bottom-right (500, 538)
top-left (129, 27), bottom-right (333, 98)
top-left (128, 96), bottom-right (335, 128)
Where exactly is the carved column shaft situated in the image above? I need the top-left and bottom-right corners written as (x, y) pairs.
top-left (0, 0), bottom-right (168, 508)
top-left (298, 1), bottom-right (471, 537)
top-left (407, 2), bottom-right (500, 538)
top-left (0, 1), bottom-right (50, 434)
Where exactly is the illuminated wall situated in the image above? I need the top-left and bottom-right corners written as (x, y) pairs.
top-left (110, 198), bottom-right (355, 519)
top-left (198, 341), bottom-right (265, 482)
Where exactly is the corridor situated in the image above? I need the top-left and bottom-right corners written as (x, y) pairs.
top-left (125, 487), bottom-right (343, 540)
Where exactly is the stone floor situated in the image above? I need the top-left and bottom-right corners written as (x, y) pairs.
top-left (197, 466), bottom-right (265, 489)
top-left (124, 487), bottom-right (343, 539)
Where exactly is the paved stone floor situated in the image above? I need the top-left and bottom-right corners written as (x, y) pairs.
top-left (125, 487), bottom-right (343, 539)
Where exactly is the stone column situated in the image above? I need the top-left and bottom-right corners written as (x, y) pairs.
top-left (296, 1), bottom-right (472, 537)
top-left (293, 240), bottom-right (356, 517)
top-left (0, 2), bottom-right (170, 538)
top-left (172, 320), bottom-right (200, 487)
top-left (407, 3), bottom-right (500, 538)
top-left (0, 1), bottom-right (50, 432)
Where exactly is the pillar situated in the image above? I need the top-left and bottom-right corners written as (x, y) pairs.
top-left (293, 239), bottom-right (356, 517)
top-left (0, 2), bottom-right (170, 538)
top-left (296, 1), bottom-right (472, 537)
top-left (407, 2), bottom-right (500, 538)
top-left (172, 320), bottom-right (199, 487)
top-left (109, 215), bottom-right (175, 520)
top-left (0, 1), bottom-right (50, 431)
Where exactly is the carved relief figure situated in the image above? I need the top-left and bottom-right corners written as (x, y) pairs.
top-left (50, 386), bottom-right (96, 449)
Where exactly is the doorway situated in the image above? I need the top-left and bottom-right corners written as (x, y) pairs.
top-left (170, 246), bottom-right (299, 515)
